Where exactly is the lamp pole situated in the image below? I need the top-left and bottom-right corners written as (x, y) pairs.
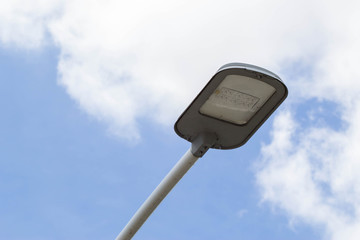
top-left (115, 149), bottom-right (198, 240)
top-left (116, 133), bottom-right (217, 240)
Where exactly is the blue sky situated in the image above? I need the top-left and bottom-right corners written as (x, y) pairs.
top-left (1, 1), bottom-right (360, 240)
top-left (1, 47), bottom-right (319, 240)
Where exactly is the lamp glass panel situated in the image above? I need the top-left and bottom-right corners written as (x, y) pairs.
top-left (199, 75), bottom-right (276, 125)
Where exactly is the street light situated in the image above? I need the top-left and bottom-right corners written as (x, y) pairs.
top-left (115, 63), bottom-right (288, 240)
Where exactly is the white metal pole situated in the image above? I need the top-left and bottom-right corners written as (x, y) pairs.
top-left (115, 148), bottom-right (199, 240)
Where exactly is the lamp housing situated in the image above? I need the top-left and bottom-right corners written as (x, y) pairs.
top-left (174, 63), bottom-right (288, 150)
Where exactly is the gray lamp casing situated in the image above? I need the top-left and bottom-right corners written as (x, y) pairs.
top-left (174, 63), bottom-right (288, 150)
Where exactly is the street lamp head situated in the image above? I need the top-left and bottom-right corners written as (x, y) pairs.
top-left (174, 63), bottom-right (288, 156)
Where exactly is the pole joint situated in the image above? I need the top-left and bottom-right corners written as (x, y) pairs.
top-left (191, 132), bottom-right (218, 157)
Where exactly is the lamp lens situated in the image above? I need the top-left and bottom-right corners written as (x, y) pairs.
top-left (199, 75), bottom-right (275, 125)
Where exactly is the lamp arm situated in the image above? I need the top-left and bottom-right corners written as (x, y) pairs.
top-left (115, 148), bottom-right (199, 240)
top-left (115, 132), bottom-right (217, 240)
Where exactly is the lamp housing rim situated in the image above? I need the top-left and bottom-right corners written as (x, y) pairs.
top-left (174, 62), bottom-right (288, 150)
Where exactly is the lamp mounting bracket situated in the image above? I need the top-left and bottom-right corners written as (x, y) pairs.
top-left (191, 132), bottom-right (218, 157)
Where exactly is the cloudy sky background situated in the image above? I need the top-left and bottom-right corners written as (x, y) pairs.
top-left (1, 0), bottom-right (360, 239)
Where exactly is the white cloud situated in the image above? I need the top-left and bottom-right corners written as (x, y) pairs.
top-left (2, 0), bottom-right (360, 238)
top-left (257, 107), bottom-right (360, 239)
top-left (0, 0), bottom-right (335, 140)
top-left (254, 2), bottom-right (360, 239)
top-left (0, 0), bottom-right (63, 48)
